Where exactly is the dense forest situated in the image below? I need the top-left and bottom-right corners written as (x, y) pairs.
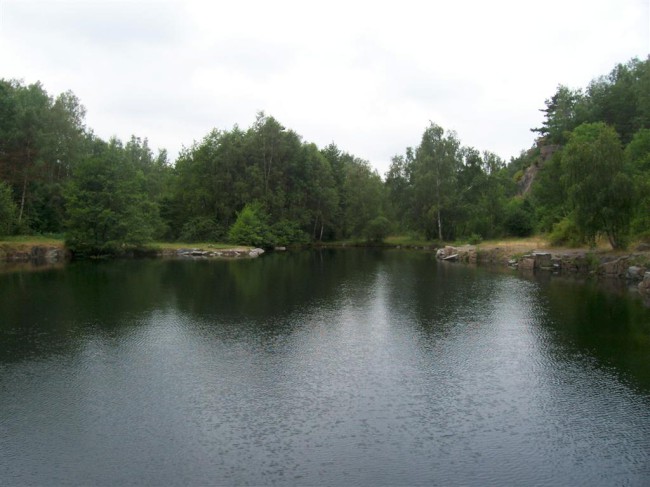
top-left (0, 57), bottom-right (649, 254)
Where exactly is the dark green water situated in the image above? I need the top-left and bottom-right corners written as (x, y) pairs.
top-left (1, 250), bottom-right (649, 486)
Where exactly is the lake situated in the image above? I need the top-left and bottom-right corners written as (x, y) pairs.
top-left (1, 249), bottom-right (649, 485)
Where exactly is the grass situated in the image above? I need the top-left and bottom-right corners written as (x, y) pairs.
top-left (2, 234), bottom-right (647, 256)
top-left (0, 236), bottom-right (251, 252)
top-left (148, 241), bottom-right (251, 251)
top-left (0, 234), bottom-right (65, 247)
top-left (383, 235), bottom-right (435, 247)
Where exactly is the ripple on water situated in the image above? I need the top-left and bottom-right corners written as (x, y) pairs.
top-left (1, 253), bottom-right (650, 485)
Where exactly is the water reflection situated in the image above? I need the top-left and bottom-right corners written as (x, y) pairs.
top-left (1, 250), bottom-right (650, 485)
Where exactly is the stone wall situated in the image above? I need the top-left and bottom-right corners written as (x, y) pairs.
top-left (0, 245), bottom-right (70, 264)
top-left (436, 245), bottom-right (650, 299)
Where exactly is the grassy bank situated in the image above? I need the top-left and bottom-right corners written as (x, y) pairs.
top-left (0, 235), bottom-right (65, 246)
top-left (148, 241), bottom-right (251, 252)
top-left (0, 234), bottom-right (646, 257)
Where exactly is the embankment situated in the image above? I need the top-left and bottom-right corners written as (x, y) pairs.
top-left (436, 244), bottom-right (650, 299)
top-left (0, 243), bottom-right (69, 264)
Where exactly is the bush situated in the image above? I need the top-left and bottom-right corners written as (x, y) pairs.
top-left (179, 216), bottom-right (224, 242)
top-left (548, 216), bottom-right (584, 247)
top-left (503, 197), bottom-right (534, 237)
top-left (467, 233), bottom-right (483, 245)
top-left (271, 220), bottom-right (309, 246)
top-left (365, 216), bottom-right (392, 243)
top-left (228, 203), bottom-right (275, 247)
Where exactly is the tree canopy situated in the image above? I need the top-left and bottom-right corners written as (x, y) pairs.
top-left (1, 56), bottom-right (649, 254)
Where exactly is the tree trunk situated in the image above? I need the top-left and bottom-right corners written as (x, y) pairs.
top-left (435, 159), bottom-right (443, 241)
top-left (18, 172), bottom-right (27, 226)
top-left (312, 217), bottom-right (319, 240)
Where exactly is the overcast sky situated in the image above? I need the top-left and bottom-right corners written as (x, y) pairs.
top-left (1, 0), bottom-right (648, 174)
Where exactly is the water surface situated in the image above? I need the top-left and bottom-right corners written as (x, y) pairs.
top-left (1, 250), bottom-right (649, 485)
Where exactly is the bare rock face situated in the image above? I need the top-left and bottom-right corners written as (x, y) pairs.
top-left (519, 252), bottom-right (552, 271)
top-left (627, 266), bottom-right (647, 281)
top-left (519, 256), bottom-right (535, 271)
top-left (436, 246), bottom-right (478, 264)
top-left (174, 247), bottom-right (265, 259)
top-left (436, 246), bottom-right (457, 259)
top-left (1, 245), bottom-right (68, 263)
top-left (598, 257), bottom-right (629, 277)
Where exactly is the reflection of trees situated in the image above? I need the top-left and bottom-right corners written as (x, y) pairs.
top-left (3, 252), bottom-right (648, 390)
top-left (0, 260), bottom-right (176, 362)
top-left (167, 250), bottom-right (361, 320)
top-left (541, 281), bottom-right (650, 389)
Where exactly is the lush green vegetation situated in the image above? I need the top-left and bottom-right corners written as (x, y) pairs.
top-left (526, 57), bottom-right (650, 248)
top-left (0, 57), bottom-right (649, 255)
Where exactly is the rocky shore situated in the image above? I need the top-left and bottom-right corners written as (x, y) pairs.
top-left (159, 247), bottom-right (265, 259)
top-left (436, 244), bottom-right (650, 299)
top-left (2, 241), bottom-right (649, 300)
top-left (0, 244), bottom-right (69, 264)
top-left (0, 243), bottom-right (265, 263)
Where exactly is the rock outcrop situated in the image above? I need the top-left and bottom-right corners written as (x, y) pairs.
top-left (0, 245), bottom-right (69, 264)
top-left (518, 252), bottom-right (553, 271)
top-left (436, 245), bottom-right (650, 290)
top-left (639, 272), bottom-right (650, 298)
top-left (173, 247), bottom-right (265, 259)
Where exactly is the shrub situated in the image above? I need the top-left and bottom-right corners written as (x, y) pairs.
top-left (180, 216), bottom-right (223, 242)
top-left (503, 197), bottom-right (534, 237)
top-left (548, 216), bottom-right (584, 247)
top-left (467, 233), bottom-right (483, 245)
top-left (228, 203), bottom-right (275, 248)
top-left (364, 216), bottom-right (392, 243)
top-left (271, 220), bottom-right (309, 246)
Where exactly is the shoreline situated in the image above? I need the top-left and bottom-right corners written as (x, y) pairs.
top-left (1, 240), bottom-right (649, 300)
top-left (435, 243), bottom-right (650, 301)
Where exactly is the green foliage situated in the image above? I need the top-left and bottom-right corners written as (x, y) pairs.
top-left (3, 58), bottom-right (648, 254)
top-left (179, 216), bottom-right (224, 243)
top-left (364, 216), bottom-right (392, 243)
top-left (388, 128), bottom-right (513, 242)
top-left (548, 216), bottom-right (584, 247)
top-left (562, 122), bottom-right (632, 249)
top-left (0, 80), bottom-right (88, 233)
top-left (271, 219), bottom-right (309, 246)
top-left (467, 233), bottom-right (483, 245)
top-left (412, 123), bottom-right (461, 240)
top-left (0, 180), bottom-right (18, 236)
top-left (64, 138), bottom-right (162, 255)
top-left (532, 85), bottom-right (588, 145)
top-left (503, 197), bottom-right (535, 237)
top-left (530, 150), bottom-right (567, 232)
top-left (625, 128), bottom-right (650, 238)
top-left (228, 203), bottom-right (274, 248)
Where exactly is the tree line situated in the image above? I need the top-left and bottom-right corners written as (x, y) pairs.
top-left (0, 56), bottom-right (648, 254)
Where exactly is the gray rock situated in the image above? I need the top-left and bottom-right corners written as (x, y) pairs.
top-left (599, 257), bottom-right (629, 277)
top-left (626, 266), bottom-right (646, 281)
top-left (533, 252), bottom-right (552, 269)
top-left (639, 272), bottom-right (650, 296)
top-left (519, 255), bottom-right (535, 271)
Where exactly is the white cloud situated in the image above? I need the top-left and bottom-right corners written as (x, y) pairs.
top-left (1, 0), bottom-right (647, 174)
